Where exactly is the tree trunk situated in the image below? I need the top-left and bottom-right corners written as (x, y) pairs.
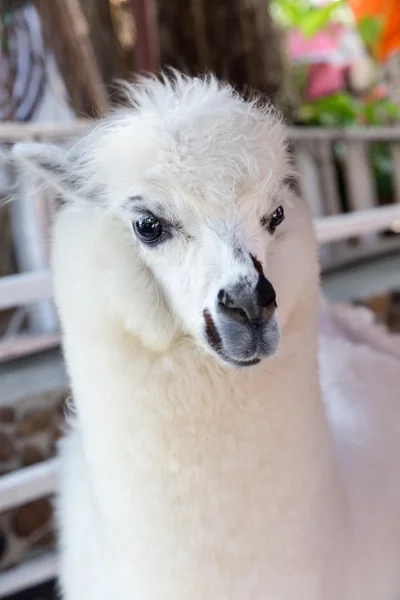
top-left (37, 0), bottom-right (135, 114)
top-left (157, 0), bottom-right (283, 104)
top-left (79, 0), bottom-right (131, 85)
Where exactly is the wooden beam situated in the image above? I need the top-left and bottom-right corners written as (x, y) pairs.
top-left (10, 177), bottom-right (57, 333)
top-left (295, 142), bottom-right (324, 218)
top-left (316, 140), bottom-right (341, 216)
top-left (57, 0), bottom-right (109, 114)
top-left (315, 204), bottom-right (400, 244)
top-left (36, 0), bottom-right (110, 117)
top-left (320, 236), bottom-right (400, 273)
top-left (131, 0), bottom-right (160, 72)
top-left (0, 271), bottom-right (52, 311)
top-left (0, 120), bottom-right (91, 142)
top-left (0, 551), bottom-right (58, 598)
top-left (0, 333), bottom-right (61, 363)
top-left (2, 121), bottom-right (400, 145)
top-left (344, 142), bottom-right (377, 212)
top-left (391, 143), bottom-right (400, 203)
top-left (289, 127), bottom-right (400, 142)
top-left (0, 459), bottom-right (59, 513)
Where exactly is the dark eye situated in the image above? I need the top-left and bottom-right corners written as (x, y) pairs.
top-left (134, 214), bottom-right (163, 243)
top-left (268, 205), bottom-right (285, 234)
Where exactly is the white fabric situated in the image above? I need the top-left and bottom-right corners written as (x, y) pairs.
top-left (319, 297), bottom-right (400, 364)
top-left (319, 296), bottom-right (400, 443)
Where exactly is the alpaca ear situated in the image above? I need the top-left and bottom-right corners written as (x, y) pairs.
top-left (11, 142), bottom-right (84, 201)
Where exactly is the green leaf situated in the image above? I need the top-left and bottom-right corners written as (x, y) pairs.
top-left (269, 0), bottom-right (308, 28)
top-left (357, 15), bottom-right (384, 50)
top-left (298, 93), bottom-right (363, 126)
top-left (363, 97), bottom-right (400, 125)
top-left (297, 0), bottom-right (345, 37)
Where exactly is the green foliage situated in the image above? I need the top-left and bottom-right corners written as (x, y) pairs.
top-left (270, 0), bottom-right (345, 37)
top-left (0, 6), bottom-right (16, 53)
top-left (298, 1), bottom-right (345, 37)
top-left (363, 97), bottom-right (400, 125)
top-left (297, 93), bottom-right (361, 126)
top-left (297, 92), bottom-right (400, 127)
top-left (357, 15), bottom-right (385, 56)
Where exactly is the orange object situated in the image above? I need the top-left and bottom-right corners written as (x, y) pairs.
top-left (349, 0), bottom-right (400, 61)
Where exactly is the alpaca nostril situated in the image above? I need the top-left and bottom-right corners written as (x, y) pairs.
top-left (218, 289), bottom-right (232, 306)
top-left (256, 275), bottom-right (276, 309)
top-left (217, 287), bottom-right (276, 326)
top-left (218, 289), bottom-right (250, 323)
top-left (218, 277), bottom-right (276, 326)
top-left (218, 303), bottom-right (250, 323)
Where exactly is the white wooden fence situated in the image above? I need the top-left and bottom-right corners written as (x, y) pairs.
top-left (1, 122), bottom-right (400, 596)
top-left (0, 122), bottom-right (90, 364)
top-left (292, 127), bottom-right (400, 268)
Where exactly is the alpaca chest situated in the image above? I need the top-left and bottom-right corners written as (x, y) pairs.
top-left (60, 322), bottom-right (340, 599)
top-left (66, 387), bottom-right (338, 600)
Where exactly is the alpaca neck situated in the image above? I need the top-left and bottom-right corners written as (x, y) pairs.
top-left (66, 304), bottom-right (325, 459)
top-left (61, 301), bottom-right (347, 599)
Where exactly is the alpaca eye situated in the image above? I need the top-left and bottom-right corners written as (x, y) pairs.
top-left (134, 215), bottom-right (163, 243)
top-left (269, 206), bottom-right (285, 234)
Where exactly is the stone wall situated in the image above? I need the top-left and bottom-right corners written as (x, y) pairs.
top-left (356, 290), bottom-right (400, 333)
top-left (0, 389), bottom-right (68, 570)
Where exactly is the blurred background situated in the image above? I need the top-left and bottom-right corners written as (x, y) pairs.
top-left (0, 0), bottom-right (399, 598)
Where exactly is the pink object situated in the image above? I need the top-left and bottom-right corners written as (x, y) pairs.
top-left (306, 63), bottom-right (346, 100)
top-left (369, 83), bottom-right (389, 100)
top-left (288, 23), bottom-right (344, 63)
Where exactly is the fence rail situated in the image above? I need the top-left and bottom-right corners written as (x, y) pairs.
top-left (292, 126), bottom-right (400, 270)
top-left (0, 551), bottom-right (58, 598)
top-left (314, 204), bottom-right (400, 244)
top-left (0, 120), bottom-right (90, 142)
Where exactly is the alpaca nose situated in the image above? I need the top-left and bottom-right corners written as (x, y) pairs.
top-left (217, 276), bottom-right (276, 326)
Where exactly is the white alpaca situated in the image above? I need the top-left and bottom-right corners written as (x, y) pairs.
top-left (13, 73), bottom-right (400, 600)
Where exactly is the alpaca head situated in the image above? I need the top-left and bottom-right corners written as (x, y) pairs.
top-left (13, 73), bottom-right (317, 368)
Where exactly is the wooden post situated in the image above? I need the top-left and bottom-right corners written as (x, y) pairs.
top-left (10, 173), bottom-right (57, 334)
top-left (295, 141), bottom-right (332, 265)
top-left (156, 0), bottom-right (283, 103)
top-left (131, 0), bottom-right (160, 72)
top-left (344, 141), bottom-right (378, 247)
top-left (385, 52), bottom-right (400, 109)
top-left (316, 140), bottom-right (341, 216)
top-left (295, 142), bottom-right (324, 218)
top-left (35, 0), bottom-right (109, 116)
top-left (391, 143), bottom-right (400, 203)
